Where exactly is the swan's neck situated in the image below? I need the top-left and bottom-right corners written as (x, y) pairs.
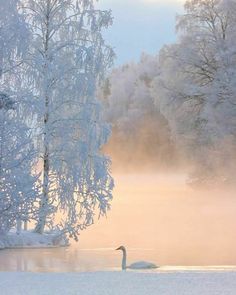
top-left (121, 248), bottom-right (127, 270)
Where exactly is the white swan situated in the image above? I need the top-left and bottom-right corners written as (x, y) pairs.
top-left (116, 246), bottom-right (158, 270)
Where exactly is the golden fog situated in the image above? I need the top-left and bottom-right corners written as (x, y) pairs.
top-left (79, 174), bottom-right (236, 265)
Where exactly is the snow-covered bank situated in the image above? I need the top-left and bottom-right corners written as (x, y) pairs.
top-left (0, 271), bottom-right (236, 295)
top-left (0, 231), bottom-right (68, 250)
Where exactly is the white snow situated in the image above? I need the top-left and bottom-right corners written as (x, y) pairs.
top-left (0, 271), bottom-right (236, 295)
top-left (0, 231), bottom-right (68, 250)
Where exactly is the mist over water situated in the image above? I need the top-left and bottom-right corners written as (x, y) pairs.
top-left (79, 173), bottom-right (236, 266)
top-left (1, 174), bottom-right (236, 272)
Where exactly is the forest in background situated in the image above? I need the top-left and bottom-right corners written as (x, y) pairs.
top-left (100, 0), bottom-right (236, 187)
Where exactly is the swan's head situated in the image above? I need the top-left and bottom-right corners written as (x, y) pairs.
top-left (116, 246), bottom-right (126, 252)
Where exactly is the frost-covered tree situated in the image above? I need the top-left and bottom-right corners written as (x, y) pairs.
top-left (99, 54), bottom-right (176, 171)
top-left (153, 0), bottom-right (236, 185)
top-left (0, 93), bottom-right (38, 235)
top-left (0, 0), bottom-right (38, 234)
top-left (0, 0), bottom-right (28, 76)
top-left (21, 0), bottom-right (114, 238)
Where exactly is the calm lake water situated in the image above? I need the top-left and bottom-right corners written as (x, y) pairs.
top-left (1, 247), bottom-right (236, 273)
top-left (1, 174), bottom-right (236, 272)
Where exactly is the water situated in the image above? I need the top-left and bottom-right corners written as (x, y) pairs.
top-left (1, 173), bottom-right (236, 272)
top-left (1, 247), bottom-right (236, 273)
top-left (0, 247), bottom-right (118, 272)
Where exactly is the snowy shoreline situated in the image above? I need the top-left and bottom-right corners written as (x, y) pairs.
top-left (0, 231), bottom-right (68, 250)
top-left (0, 271), bottom-right (236, 295)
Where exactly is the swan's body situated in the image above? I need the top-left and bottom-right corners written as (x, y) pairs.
top-left (128, 261), bottom-right (158, 269)
top-left (116, 246), bottom-right (158, 270)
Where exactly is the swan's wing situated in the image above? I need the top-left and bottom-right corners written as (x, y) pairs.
top-left (129, 261), bottom-right (158, 269)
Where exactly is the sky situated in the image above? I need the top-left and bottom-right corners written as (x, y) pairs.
top-left (98, 0), bottom-right (185, 65)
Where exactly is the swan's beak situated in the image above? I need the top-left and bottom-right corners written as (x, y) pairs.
top-left (115, 247), bottom-right (121, 250)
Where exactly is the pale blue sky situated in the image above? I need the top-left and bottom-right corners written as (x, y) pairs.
top-left (98, 0), bottom-right (184, 65)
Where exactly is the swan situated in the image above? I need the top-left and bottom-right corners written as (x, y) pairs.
top-left (116, 246), bottom-right (158, 270)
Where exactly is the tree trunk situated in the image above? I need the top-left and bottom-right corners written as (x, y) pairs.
top-left (24, 221), bottom-right (28, 231)
top-left (34, 2), bottom-right (51, 234)
top-left (34, 136), bottom-right (49, 233)
top-left (16, 219), bottom-right (22, 235)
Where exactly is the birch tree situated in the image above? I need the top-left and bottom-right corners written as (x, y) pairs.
top-left (153, 0), bottom-right (236, 185)
top-left (22, 0), bottom-right (114, 238)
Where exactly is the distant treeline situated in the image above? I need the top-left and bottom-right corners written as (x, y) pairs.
top-left (100, 0), bottom-right (236, 187)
